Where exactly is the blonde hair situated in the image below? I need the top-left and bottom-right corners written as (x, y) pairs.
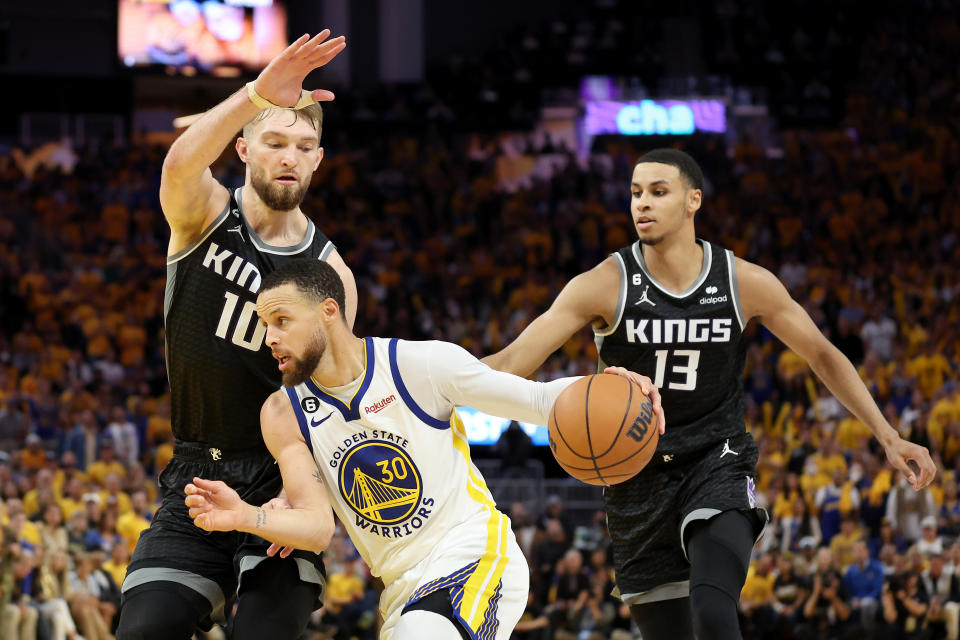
top-left (242, 103), bottom-right (324, 141)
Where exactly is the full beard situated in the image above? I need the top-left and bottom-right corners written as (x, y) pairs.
top-left (281, 332), bottom-right (326, 387)
top-left (250, 163), bottom-right (309, 212)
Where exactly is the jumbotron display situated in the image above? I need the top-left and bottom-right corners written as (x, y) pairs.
top-left (118, 0), bottom-right (287, 73)
top-left (584, 99), bottom-right (726, 135)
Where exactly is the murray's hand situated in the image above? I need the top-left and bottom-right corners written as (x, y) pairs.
top-left (884, 437), bottom-right (936, 490)
top-left (185, 477), bottom-right (250, 532)
top-left (254, 30), bottom-right (346, 107)
top-left (262, 495), bottom-right (297, 559)
top-left (603, 366), bottom-right (666, 435)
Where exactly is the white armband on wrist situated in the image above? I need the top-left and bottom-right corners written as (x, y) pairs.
top-left (246, 82), bottom-right (316, 110)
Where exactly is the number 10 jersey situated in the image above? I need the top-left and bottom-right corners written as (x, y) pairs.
top-left (164, 188), bottom-right (334, 449)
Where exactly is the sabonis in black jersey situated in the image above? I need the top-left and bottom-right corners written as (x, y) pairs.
top-left (165, 188), bottom-right (335, 449)
top-left (118, 34), bottom-right (354, 640)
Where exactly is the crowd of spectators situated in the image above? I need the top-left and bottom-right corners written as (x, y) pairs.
top-left (1, 3), bottom-right (960, 639)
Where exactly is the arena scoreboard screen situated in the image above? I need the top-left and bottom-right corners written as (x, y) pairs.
top-left (584, 99), bottom-right (726, 136)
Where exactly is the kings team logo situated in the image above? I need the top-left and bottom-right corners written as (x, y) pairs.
top-left (337, 438), bottom-right (433, 538)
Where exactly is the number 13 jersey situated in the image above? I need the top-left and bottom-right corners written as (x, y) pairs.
top-left (595, 239), bottom-right (748, 457)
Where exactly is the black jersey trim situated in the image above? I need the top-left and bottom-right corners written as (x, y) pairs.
top-left (285, 386), bottom-right (314, 455)
top-left (594, 253), bottom-right (628, 338)
top-left (165, 202), bottom-right (233, 265)
top-left (725, 250), bottom-right (746, 331)
top-left (305, 337), bottom-right (376, 421)
top-left (388, 338), bottom-right (450, 430)
top-left (234, 188), bottom-right (318, 255)
top-left (630, 239), bottom-right (712, 299)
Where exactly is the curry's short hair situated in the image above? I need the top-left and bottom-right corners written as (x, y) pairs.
top-left (260, 258), bottom-right (345, 318)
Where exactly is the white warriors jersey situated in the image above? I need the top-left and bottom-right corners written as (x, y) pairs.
top-left (284, 336), bottom-right (575, 586)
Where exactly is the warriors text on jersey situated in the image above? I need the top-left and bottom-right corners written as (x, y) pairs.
top-left (595, 239), bottom-right (748, 457)
top-left (165, 188), bottom-right (334, 449)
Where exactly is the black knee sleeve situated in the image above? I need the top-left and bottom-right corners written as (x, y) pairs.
top-left (231, 557), bottom-right (320, 640)
top-left (116, 583), bottom-right (211, 640)
top-left (690, 584), bottom-right (742, 640)
top-left (686, 510), bottom-right (757, 640)
top-left (629, 596), bottom-right (694, 640)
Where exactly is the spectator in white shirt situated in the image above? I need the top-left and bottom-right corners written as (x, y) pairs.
top-left (106, 406), bottom-right (138, 468)
top-left (860, 303), bottom-right (897, 361)
top-left (911, 515), bottom-right (945, 561)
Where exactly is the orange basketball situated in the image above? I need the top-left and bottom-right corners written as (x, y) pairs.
top-left (548, 374), bottom-right (659, 486)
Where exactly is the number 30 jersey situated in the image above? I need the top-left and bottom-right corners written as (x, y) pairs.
top-left (595, 240), bottom-right (748, 457)
top-left (165, 188), bottom-right (334, 449)
top-left (284, 337), bottom-right (575, 584)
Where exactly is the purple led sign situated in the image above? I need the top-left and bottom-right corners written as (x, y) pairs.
top-left (584, 99), bottom-right (726, 136)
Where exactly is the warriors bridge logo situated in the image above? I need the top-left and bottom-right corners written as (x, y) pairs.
top-left (337, 439), bottom-right (432, 537)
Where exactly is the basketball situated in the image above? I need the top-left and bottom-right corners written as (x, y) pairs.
top-left (548, 374), bottom-right (659, 486)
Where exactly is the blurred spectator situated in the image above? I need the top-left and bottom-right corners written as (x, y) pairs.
top-left (510, 502), bottom-right (537, 563)
top-left (881, 571), bottom-right (930, 640)
top-left (0, 395), bottom-right (29, 453)
top-left (539, 495), bottom-right (574, 542)
top-left (116, 487), bottom-right (151, 554)
top-left (779, 496), bottom-right (823, 554)
top-left (861, 304), bottom-right (897, 362)
top-left (795, 537), bottom-right (821, 577)
top-left (84, 510), bottom-right (121, 554)
top-left (798, 548), bottom-right (851, 640)
top-left (871, 517), bottom-right (908, 560)
top-left (67, 552), bottom-right (115, 640)
top-left (513, 591), bottom-right (550, 640)
top-left (98, 472), bottom-right (131, 516)
top-left (38, 504), bottom-right (68, 556)
top-left (740, 553), bottom-right (779, 639)
top-left (61, 410), bottom-right (101, 471)
top-left (921, 552), bottom-right (960, 640)
top-left (3, 545), bottom-right (39, 640)
top-left (546, 548), bottom-right (589, 634)
top-left (105, 406), bottom-right (138, 469)
top-left (816, 468), bottom-right (860, 544)
top-left (21, 433), bottom-right (46, 472)
top-left (887, 472), bottom-right (937, 544)
top-left (532, 518), bottom-right (568, 604)
top-left (85, 442), bottom-right (126, 487)
top-left (938, 480), bottom-right (960, 538)
top-left (830, 514), bottom-right (865, 570)
top-left (492, 420), bottom-right (535, 478)
top-left (843, 540), bottom-right (884, 637)
top-left (33, 549), bottom-right (80, 640)
top-left (562, 574), bottom-right (617, 640)
top-left (771, 553), bottom-right (809, 633)
top-left (910, 515), bottom-right (945, 561)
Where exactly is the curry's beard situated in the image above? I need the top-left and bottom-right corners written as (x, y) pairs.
top-left (281, 333), bottom-right (326, 387)
top-left (250, 163), bottom-right (309, 212)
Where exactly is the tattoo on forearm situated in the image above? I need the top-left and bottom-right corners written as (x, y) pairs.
top-left (255, 507), bottom-right (266, 529)
top-left (312, 471), bottom-right (324, 485)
